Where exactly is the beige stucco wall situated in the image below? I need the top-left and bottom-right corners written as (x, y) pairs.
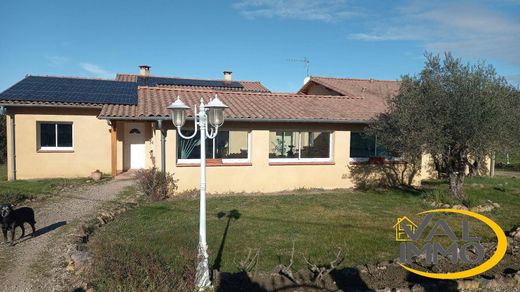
top-left (5, 110), bottom-right (435, 190)
top-left (6, 107), bottom-right (111, 179)
top-left (158, 122), bottom-right (434, 193)
top-left (304, 83), bottom-right (343, 96)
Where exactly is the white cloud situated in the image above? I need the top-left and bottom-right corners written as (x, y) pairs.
top-left (80, 63), bottom-right (113, 78)
top-left (348, 1), bottom-right (520, 64)
top-left (233, 0), bottom-right (357, 22)
top-left (46, 55), bottom-right (68, 66)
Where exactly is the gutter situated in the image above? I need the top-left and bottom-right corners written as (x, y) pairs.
top-left (0, 103), bottom-right (103, 109)
top-left (156, 120), bottom-right (167, 173)
top-left (0, 106), bottom-right (15, 180)
top-left (99, 116), bottom-right (370, 124)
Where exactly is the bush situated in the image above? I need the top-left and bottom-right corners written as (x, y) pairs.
top-left (496, 162), bottom-right (520, 172)
top-left (0, 192), bottom-right (32, 204)
top-left (135, 168), bottom-right (178, 201)
top-left (90, 240), bottom-right (196, 291)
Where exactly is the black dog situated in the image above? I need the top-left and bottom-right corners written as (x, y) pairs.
top-left (1, 204), bottom-right (36, 245)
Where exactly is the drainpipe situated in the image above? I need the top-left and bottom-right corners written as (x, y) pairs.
top-left (0, 106), bottom-right (15, 180)
top-left (157, 120), bottom-right (166, 173)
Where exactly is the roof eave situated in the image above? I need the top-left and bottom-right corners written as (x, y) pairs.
top-left (98, 116), bottom-right (370, 124)
top-left (0, 102), bottom-right (103, 109)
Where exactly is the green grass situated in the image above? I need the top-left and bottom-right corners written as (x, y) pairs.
top-left (90, 176), bottom-right (520, 283)
top-left (496, 152), bottom-right (520, 165)
top-left (0, 175), bottom-right (102, 204)
top-left (0, 163), bottom-right (6, 181)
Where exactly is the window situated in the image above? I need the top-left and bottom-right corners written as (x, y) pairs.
top-left (38, 122), bottom-right (73, 151)
top-left (350, 132), bottom-right (395, 161)
top-left (177, 130), bottom-right (249, 163)
top-left (269, 131), bottom-right (332, 161)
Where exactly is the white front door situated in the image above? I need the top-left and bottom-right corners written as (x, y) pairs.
top-left (127, 123), bottom-right (146, 169)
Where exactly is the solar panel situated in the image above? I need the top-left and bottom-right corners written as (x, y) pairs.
top-left (0, 76), bottom-right (138, 105)
top-left (138, 76), bottom-right (244, 89)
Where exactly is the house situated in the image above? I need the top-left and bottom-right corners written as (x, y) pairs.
top-left (0, 66), bottom-right (433, 192)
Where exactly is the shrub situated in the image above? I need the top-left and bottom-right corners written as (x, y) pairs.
top-left (90, 240), bottom-right (196, 291)
top-left (0, 192), bottom-right (32, 204)
top-left (135, 168), bottom-right (178, 201)
top-left (496, 162), bottom-right (520, 172)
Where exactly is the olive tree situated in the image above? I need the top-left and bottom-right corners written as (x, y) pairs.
top-left (368, 53), bottom-right (520, 200)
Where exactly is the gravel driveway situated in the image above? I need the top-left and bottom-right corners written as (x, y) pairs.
top-left (0, 179), bottom-right (134, 291)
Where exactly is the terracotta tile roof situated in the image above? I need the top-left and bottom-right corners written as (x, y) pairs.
top-left (299, 76), bottom-right (400, 99)
top-left (98, 86), bottom-right (388, 123)
top-left (115, 74), bottom-right (270, 92)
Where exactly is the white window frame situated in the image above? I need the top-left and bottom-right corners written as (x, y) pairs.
top-left (177, 130), bottom-right (251, 164)
top-left (38, 122), bottom-right (74, 151)
top-left (268, 131), bottom-right (334, 163)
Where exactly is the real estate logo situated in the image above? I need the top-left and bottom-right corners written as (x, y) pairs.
top-left (394, 209), bottom-right (507, 279)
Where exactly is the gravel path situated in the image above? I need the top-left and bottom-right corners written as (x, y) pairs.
top-left (0, 179), bottom-right (135, 291)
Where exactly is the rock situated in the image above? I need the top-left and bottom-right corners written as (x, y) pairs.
top-left (456, 279), bottom-right (480, 290)
top-left (66, 261), bottom-right (75, 272)
top-left (71, 251), bottom-right (91, 270)
top-left (514, 271), bottom-right (520, 285)
top-left (470, 204), bottom-right (494, 213)
top-left (394, 288), bottom-right (410, 292)
top-left (514, 231), bottom-right (520, 240)
top-left (442, 204), bottom-right (451, 208)
top-left (481, 276), bottom-right (516, 289)
top-left (492, 202), bottom-right (500, 208)
top-left (96, 216), bottom-right (106, 225)
top-left (452, 204), bottom-right (469, 210)
top-left (410, 284), bottom-right (425, 292)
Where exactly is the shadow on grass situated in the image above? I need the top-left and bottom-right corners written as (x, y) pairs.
top-left (213, 209), bottom-right (241, 271)
top-left (215, 266), bottom-right (371, 291)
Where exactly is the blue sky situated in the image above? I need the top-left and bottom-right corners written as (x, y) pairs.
top-left (1, 0), bottom-right (519, 92)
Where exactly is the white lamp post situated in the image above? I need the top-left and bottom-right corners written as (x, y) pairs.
top-left (167, 94), bottom-right (228, 290)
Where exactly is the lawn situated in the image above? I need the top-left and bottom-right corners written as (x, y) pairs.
top-left (0, 172), bottom-right (101, 204)
top-left (0, 163), bottom-right (6, 181)
top-left (90, 176), bottom-right (520, 290)
top-left (496, 152), bottom-right (520, 165)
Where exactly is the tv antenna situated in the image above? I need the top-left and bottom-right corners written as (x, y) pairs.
top-left (287, 57), bottom-right (310, 76)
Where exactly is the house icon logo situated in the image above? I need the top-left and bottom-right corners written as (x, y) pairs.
top-left (393, 216), bottom-right (417, 241)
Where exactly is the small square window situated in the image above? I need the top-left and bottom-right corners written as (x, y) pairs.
top-left (38, 122), bottom-right (73, 151)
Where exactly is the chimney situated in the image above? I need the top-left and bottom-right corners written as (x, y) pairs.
top-left (223, 71), bottom-right (232, 82)
top-left (139, 65), bottom-right (151, 76)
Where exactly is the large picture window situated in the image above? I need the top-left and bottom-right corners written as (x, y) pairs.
top-left (38, 122), bottom-right (73, 151)
top-left (177, 130), bottom-right (249, 163)
top-left (350, 132), bottom-right (395, 161)
top-left (269, 131), bottom-right (332, 161)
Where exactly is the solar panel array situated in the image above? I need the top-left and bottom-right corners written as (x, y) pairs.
top-left (137, 76), bottom-right (244, 89)
top-left (0, 76), bottom-right (138, 105)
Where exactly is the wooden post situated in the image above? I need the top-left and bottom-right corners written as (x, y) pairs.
top-left (111, 121), bottom-right (117, 177)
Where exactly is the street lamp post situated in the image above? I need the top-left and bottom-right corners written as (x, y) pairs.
top-left (167, 94), bottom-right (228, 290)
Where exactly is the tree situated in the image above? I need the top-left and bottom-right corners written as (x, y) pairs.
top-left (368, 53), bottom-right (520, 200)
top-left (0, 115), bottom-right (6, 164)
